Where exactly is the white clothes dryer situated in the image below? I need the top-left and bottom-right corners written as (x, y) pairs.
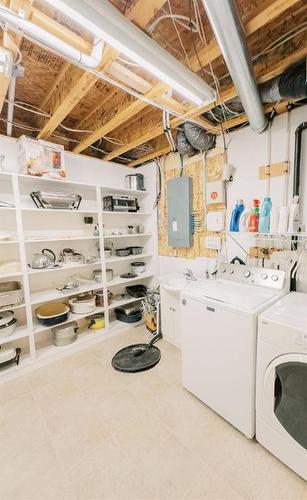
top-left (257, 292), bottom-right (307, 480)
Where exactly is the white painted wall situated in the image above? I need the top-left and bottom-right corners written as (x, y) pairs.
top-left (0, 134), bottom-right (134, 186)
top-left (158, 104), bottom-right (307, 284)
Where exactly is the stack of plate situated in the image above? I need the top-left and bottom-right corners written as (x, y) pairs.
top-left (51, 321), bottom-right (78, 347)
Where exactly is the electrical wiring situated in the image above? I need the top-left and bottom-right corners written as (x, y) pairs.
top-left (0, 22), bottom-right (22, 65)
top-left (167, 0), bottom-right (191, 69)
top-left (147, 14), bottom-right (199, 35)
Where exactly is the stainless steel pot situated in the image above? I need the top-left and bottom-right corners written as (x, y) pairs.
top-left (93, 269), bottom-right (103, 283)
top-left (106, 269), bottom-right (113, 282)
top-left (31, 248), bottom-right (56, 269)
top-left (130, 261), bottom-right (145, 275)
top-left (52, 321), bottom-right (78, 346)
top-left (68, 293), bottom-right (96, 314)
top-left (125, 174), bottom-right (145, 191)
top-left (0, 281), bottom-right (23, 309)
top-left (0, 317), bottom-right (17, 338)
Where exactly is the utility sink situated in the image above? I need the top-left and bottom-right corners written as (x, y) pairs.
top-left (159, 273), bottom-right (193, 296)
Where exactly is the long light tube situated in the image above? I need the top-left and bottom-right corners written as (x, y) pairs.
top-left (43, 0), bottom-right (216, 106)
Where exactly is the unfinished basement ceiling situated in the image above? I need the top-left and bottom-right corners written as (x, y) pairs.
top-left (0, 0), bottom-right (306, 166)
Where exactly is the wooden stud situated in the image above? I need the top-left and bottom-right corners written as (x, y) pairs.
top-left (259, 161), bottom-right (289, 180)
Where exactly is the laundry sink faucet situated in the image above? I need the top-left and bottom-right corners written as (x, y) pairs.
top-left (184, 268), bottom-right (197, 281)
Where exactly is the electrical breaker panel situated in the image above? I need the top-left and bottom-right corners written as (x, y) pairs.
top-left (167, 176), bottom-right (193, 248)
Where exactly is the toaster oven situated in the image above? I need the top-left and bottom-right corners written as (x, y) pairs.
top-left (103, 195), bottom-right (140, 212)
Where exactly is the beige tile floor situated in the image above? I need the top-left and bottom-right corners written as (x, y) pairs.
top-left (0, 326), bottom-right (306, 500)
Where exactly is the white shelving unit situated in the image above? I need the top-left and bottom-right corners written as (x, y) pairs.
top-left (0, 171), bottom-right (157, 381)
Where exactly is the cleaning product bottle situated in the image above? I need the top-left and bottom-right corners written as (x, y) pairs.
top-left (239, 204), bottom-right (252, 232)
top-left (259, 197), bottom-right (272, 233)
top-left (230, 200), bottom-right (244, 232)
top-left (248, 199), bottom-right (260, 233)
top-left (288, 195), bottom-right (300, 233)
top-left (270, 207), bottom-right (280, 234)
top-left (278, 206), bottom-right (289, 233)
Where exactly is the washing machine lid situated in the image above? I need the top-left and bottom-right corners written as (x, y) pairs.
top-left (182, 280), bottom-right (282, 316)
top-left (260, 292), bottom-right (307, 332)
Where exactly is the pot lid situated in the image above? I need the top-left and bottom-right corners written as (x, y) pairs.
top-left (0, 317), bottom-right (17, 330)
top-left (131, 262), bottom-right (145, 266)
top-left (70, 293), bottom-right (94, 303)
top-left (0, 310), bottom-right (14, 327)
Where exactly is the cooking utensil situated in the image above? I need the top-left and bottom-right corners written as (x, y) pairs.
top-left (125, 173), bottom-right (145, 191)
top-left (68, 293), bottom-right (96, 314)
top-left (51, 321), bottom-right (78, 346)
top-left (120, 273), bottom-right (137, 279)
top-left (87, 313), bottom-right (105, 330)
top-left (0, 317), bottom-right (17, 338)
top-left (116, 248), bottom-right (131, 257)
top-left (126, 285), bottom-right (147, 298)
top-left (30, 248), bottom-right (56, 269)
top-left (57, 280), bottom-right (79, 294)
top-left (59, 248), bottom-right (85, 265)
top-left (115, 301), bottom-right (142, 316)
top-left (113, 293), bottom-right (130, 302)
top-left (35, 303), bottom-right (70, 326)
top-left (114, 309), bottom-right (142, 323)
top-left (0, 310), bottom-right (14, 327)
top-left (128, 246), bottom-right (143, 255)
top-left (136, 225), bottom-right (144, 234)
top-left (106, 269), bottom-right (113, 282)
top-left (93, 269), bottom-right (103, 283)
top-left (95, 289), bottom-right (112, 307)
top-left (30, 191), bottom-right (82, 210)
top-left (0, 347), bottom-right (21, 369)
top-left (127, 225), bottom-right (138, 235)
top-left (0, 281), bottom-right (23, 309)
top-left (0, 200), bottom-right (15, 208)
top-left (130, 262), bottom-right (145, 275)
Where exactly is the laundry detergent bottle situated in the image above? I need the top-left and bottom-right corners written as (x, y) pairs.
top-left (248, 199), bottom-right (260, 233)
top-left (259, 197), bottom-right (272, 233)
top-left (230, 200), bottom-right (244, 232)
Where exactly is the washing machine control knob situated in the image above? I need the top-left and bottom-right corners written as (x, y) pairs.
top-left (182, 298), bottom-right (187, 305)
top-left (271, 274), bottom-right (279, 282)
top-left (221, 267), bottom-right (227, 273)
top-left (244, 271), bottom-right (251, 278)
top-left (261, 273), bottom-right (268, 280)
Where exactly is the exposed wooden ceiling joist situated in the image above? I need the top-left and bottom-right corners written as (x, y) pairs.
top-left (103, 45), bottom-right (307, 161)
top-left (36, 0), bottom-right (167, 140)
top-left (71, 0), bottom-right (301, 155)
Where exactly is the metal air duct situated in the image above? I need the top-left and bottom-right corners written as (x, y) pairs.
top-left (201, 0), bottom-right (267, 133)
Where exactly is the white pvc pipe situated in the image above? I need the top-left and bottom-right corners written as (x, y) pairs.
top-left (7, 75), bottom-right (16, 136)
top-left (0, 5), bottom-right (103, 68)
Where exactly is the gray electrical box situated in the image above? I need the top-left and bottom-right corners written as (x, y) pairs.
top-left (167, 176), bottom-right (193, 248)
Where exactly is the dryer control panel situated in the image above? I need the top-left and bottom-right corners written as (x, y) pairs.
top-left (216, 263), bottom-right (286, 290)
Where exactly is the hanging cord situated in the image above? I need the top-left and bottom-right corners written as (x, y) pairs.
top-left (283, 106), bottom-right (292, 206)
top-left (154, 156), bottom-right (163, 209)
top-left (266, 120), bottom-right (272, 197)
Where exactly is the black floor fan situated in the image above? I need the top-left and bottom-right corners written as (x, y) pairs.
top-left (112, 292), bottom-right (162, 373)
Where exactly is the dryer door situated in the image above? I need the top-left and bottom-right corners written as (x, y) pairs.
top-left (264, 354), bottom-right (307, 450)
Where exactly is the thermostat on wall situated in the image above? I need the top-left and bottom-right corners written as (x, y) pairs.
top-left (206, 211), bottom-right (225, 232)
top-left (206, 181), bottom-right (225, 205)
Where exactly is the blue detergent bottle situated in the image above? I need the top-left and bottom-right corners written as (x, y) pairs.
top-left (259, 197), bottom-right (272, 233)
top-left (230, 200), bottom-right (244, 232)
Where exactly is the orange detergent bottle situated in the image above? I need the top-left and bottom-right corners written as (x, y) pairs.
top-left (248, 199), bottom-right (260, 232)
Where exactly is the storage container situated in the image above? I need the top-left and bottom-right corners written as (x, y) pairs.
top-left (51, 321), bottom-right (78, 346)
top-left (0, 281), bottom-right (23, 309)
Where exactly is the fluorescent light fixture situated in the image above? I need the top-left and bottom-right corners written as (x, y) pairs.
top-left (43, 0), bottom-right (216, 106)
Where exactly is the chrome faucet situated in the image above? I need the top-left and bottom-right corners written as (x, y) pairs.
top-left (184, 268), bottom-right (197, 281)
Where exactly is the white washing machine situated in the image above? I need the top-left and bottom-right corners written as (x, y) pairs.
top-left (181, 263), bottom-right (287, 439)
top-left (256, 292), bottom-right (307, 480)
